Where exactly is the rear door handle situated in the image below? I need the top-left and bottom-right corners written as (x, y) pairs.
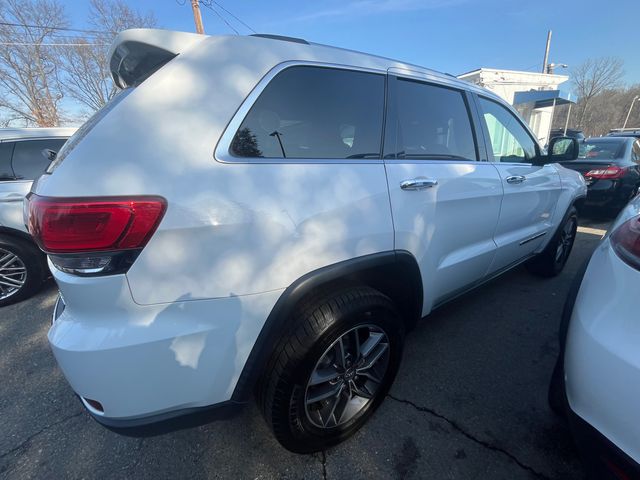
top-left (400, 177), bottom-right (438, 191)
top-left (506, 175), bottom-right (526, 184)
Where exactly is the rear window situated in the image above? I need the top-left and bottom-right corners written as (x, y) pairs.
top-left (230, 66), bottom-right (385, 159)
top-left (578, 141), bottom-right (625, 160)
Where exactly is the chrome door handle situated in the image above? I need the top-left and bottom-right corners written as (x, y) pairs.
top-left (506, 175), bottom-right (526, 184)
top-left (400, 177), bottom-right (438, 191)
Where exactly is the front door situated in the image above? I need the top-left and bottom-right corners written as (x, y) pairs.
top-left (383, 74), bottom-right (503, 313)
top-left (474, 95), bottom-right (562, 274)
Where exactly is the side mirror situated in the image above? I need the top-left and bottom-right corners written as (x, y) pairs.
top-left (41, 148), bottom-right (57, 162)
top-left (548, 136), bottom-right (579, 162)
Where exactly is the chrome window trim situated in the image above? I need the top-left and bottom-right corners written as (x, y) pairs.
top-left (214, 61), bottom-right (388, 165)
top-left (0, 137), bottom-right (69, 143)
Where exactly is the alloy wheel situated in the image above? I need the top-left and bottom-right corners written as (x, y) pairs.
top-left (0, 248), bottom-right (27, 301)
top-left (305, 324), bottom-right (390, 429)
top-left (555, 217), bottom-right (577, 265)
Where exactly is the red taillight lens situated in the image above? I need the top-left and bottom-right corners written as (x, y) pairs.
top-left (28, 195), bottom-right (166, 253)
top-left (585, 166), bottom-right (626, 179)
top-left (610, 215), bottom-right (640, 270)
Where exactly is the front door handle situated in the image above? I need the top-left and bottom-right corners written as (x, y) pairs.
top-left (400, 177), bottom-right (438, 191)
top-left (506, 175), bottom-right (526, 184)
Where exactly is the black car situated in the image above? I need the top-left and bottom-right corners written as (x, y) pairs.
top-left (608, 128), bottom-right (640, 140)
top-left (550, 128), bottom-right (585, 141)
top-left (559, 137), bottom-right (640, 214)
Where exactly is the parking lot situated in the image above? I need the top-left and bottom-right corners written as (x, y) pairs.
top-left (0, 216), bottom-right (611, 480)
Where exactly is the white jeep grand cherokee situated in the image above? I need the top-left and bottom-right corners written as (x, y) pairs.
top-left (26, 29), bottom-right (586, 453)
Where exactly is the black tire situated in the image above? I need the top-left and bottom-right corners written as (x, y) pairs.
top-left (258, 286), bottom-right (404, 453)
top-left (526, 206), bottom-right (578, 277)
top-left (0, 234), bottom-right (47, 307)
top-left (548, 355), bottom-right (567, 417)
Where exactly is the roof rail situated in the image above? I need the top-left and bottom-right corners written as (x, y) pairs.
top-left (250, 34), bottom-right (309, 45)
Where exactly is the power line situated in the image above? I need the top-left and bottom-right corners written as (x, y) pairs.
top-left (0, 42), bottom-right (108, 46)
top-left (200, 1), bottom-right (239, 35)
top-left (209, 1), bottom-right (256, 33)
top-left (0, 21), bottom-right (108, 35)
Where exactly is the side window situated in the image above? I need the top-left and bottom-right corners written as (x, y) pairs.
top-left (0, 142), bottom-right (15, 179)
top-left (230, 66), bottom-right (385, 159)
top-left (12, 139), bottom-right (66, 180)
top-left (478, 97), bottom-right (537, 163)
top-left (394, 78), bottom-right (477, 160)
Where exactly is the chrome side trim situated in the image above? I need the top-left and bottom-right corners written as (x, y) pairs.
top-left (519, 231), bottom-right (548, 246)
top-left (214, 61), bottom-right (386, 165)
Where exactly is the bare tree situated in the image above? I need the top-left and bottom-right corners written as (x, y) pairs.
top-left (0, 0), bottom-right (67, 126)
top-left (572, 57), bottom-right (624, 128)
top-left (60, 0), bottom-right (156, 115)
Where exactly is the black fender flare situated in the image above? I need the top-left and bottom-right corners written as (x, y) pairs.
top-left (231, 250), bottom-right (423, 402)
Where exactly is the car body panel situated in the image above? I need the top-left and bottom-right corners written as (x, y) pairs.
top-left (565, 196), bottom-right (640, 464)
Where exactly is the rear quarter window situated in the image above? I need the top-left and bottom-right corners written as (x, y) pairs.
top-left (230, 66), bottom-right (385, 160)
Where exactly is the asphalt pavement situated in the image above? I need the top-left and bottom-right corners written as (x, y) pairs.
top-left (0, 215), bottom-right (611, 479)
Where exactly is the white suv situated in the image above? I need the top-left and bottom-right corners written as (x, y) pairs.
top-left (26, 29), bottom-right (586, 452)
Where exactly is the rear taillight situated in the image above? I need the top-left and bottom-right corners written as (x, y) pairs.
top-left (585, 166), bottom-right (626, 179)
top-left (610, 215), bottom-right (640, 271)
top-left (27, 194), bottom-right (166, 275)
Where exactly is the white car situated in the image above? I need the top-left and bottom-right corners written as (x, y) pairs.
top-left (0, 127), bottom-right (75, 306)
top-left (551, 195), bottom-right (640, 477)
top-left (26, 29), bottom-right (586, 453)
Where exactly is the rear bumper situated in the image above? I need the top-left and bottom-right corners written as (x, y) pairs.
top-left (583, 180), bottom-right (629, 208)
top-left (48, 266), bottom-right (282, 423)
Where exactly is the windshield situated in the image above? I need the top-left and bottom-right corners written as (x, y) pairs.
top-left (578, 140), bottom-right (625, 160)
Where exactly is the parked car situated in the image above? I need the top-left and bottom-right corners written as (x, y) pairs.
top-left (26, 29), bottom-right (586, 453)
top-left (550, 128), bottom-right (585, 142)
top-left (0, 127), bottom-right (74, 306)
top-left (557, 136), bottom-right (640, 215)
top-left (549, 195), bottom-right (640, 478)
top-left (608, 128), bottom-right (640, 140)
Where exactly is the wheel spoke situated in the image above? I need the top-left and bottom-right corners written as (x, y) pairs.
top-left (359, 332), bottom-right (384, 359)
top-left (0, 275), bottom-right (24, 287)
top-left (308, 367), bottom-right (340, 386)
top-left (337, 337), bottom-right (347, 368)
top-left (306, 382), bottom-right (343, 405)
top-left (357, 342), bottom-right (389, 371)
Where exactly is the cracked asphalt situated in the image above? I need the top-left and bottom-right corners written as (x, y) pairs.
top-left (0, 215), bottom-right (611, 479)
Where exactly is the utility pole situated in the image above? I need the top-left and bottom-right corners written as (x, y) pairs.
top-left (542, 30), bottom-right (552, 73)
top-left (191, 0), bottom-right (205, 34)
top-left (622, 95), bottom-right (639, 129)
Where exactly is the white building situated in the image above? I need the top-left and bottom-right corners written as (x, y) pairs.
top-left (458, 68), bottom-right (577, 146)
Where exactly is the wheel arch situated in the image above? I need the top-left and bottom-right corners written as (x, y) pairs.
top-left (231, 250), bottom-right (423, 402)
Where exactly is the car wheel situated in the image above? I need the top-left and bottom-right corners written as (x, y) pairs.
top-left (526, 206), bottom-right (578, 278)
top-left (258, 286), bottom-right (404, 453)
top-left (0, 234), bottom-right (47, 307)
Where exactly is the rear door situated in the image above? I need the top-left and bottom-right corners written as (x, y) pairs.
top-left (383, 73), bottom-right (503, 312)
top-left (474, 95), bottom-right (562, 274)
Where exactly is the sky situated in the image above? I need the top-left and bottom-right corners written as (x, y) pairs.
top-left (65, 0), bottom-right (640, 85)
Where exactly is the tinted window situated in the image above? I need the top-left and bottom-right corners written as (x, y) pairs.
top-left (12, 139), bottom-right (66, 180)
top-left (231, 66), bottom-right (385, 159)
top-left (479, 97), bottom-right (537, 163)
top-left (578, 140), bottom-right (625, 160)
top-left (0, 142), bottom-right (14, 179)
top-left (393, 79), bottom-right (476, 160)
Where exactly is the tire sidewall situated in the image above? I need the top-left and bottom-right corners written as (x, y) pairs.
top-left (553, 209), bottom-right (578, 274)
